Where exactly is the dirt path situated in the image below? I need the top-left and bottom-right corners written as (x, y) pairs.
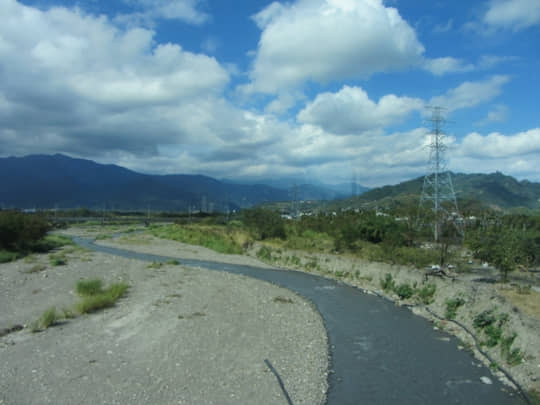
top-left (0, 237), bottom-right (328, 405)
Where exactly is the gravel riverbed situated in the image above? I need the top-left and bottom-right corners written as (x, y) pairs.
top-left (0, 231), bottom-right (328, 405)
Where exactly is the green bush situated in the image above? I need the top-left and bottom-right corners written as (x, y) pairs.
top-left (473, 310), bottom-right (508, 347)
top-left (445, 297), bottom-right (465, 320)
top-left (417, 284), bottom-right (436, 304)
top-left (395, 283), bottom-right (415, 299)
top-left (0, 250), bottom-right (19, 263)
top-left (256, 246), bottom-right (273, 261)
top-left (0, 211), bottom-right (50, 251)
top-left (242, 208), bottom-right (286, 240)
top-left (473, 309), bottom-right (497, 329)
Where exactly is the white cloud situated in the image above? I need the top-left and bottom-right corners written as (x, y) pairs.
top-left (459, 128), bottom-right (540, 159)
top-left (0, 0), bottom-right (228, 156)
top-left (429, 75), bottom-right (510, 112)
top-left (119, 0), bottom-right (210, 26)
top-left (248, 0), bottom-right (425, 93)
top-left (451, 128), bottom-right (540, 180)
top-left (474, 104), bottom-right (508, 126)
top-left (297, 86), bottom-right (423, 134)
top-left (483, 0), bottom-right (540, 30)
top-left (423, 57), bottom-right (474, 76)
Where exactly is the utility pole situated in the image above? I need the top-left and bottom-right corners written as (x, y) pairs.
top-left (418, 107), bottom-right (462, 242)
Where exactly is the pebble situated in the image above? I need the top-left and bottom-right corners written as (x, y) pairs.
top-left (480, 376), bottom-right (492, 385)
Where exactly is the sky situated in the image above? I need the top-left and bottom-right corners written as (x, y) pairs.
top-left (0, 0), bottom-right (539, 187)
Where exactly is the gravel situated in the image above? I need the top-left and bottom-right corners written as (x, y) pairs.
top-left (0, 238), bottom-right (328, 405)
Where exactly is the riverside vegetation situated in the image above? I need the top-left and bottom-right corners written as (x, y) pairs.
top-left (2, 208), bottom-right (539, 399)
top-left (136, 208), bottom-right (539, 399)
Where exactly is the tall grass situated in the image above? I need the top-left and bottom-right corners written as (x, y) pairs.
top-left (75, 278), bottom-right (129, 314)
top-left (150, 224), bottom-right (245, 254)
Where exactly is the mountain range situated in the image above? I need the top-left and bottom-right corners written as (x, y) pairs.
top-left (1, 154), bottom-right (538, 212)
top-left (0, 154), bottom-right (363, 211)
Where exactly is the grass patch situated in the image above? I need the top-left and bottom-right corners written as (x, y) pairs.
top-left (150, 224), bottom-right (244, 254)
top-left (31, 307), bottom-right (60, 332)
top-left (75, 278), bottom-right (129, 314)
top-left (40, 307), bottom-right (58, 329)
top-left (167, 259), bottom-right (180, 265)
top-left (147, 261), bottom-right (163, 269)
top-left (76, 279), bottom-right (104, 296)
top-left (49, 253), bottom-right (67, 266)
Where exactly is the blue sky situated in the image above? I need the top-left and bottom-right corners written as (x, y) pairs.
top-left (1, 0), bottom-right (539, 187)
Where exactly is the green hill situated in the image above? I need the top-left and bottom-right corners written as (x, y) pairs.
top-left (327, 172), bottom-right (540, 213)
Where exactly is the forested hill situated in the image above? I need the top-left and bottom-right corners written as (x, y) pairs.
top-left (332, 172), bottom-right (540, 211)
top-left (0, 154), bottom-right (291, 211)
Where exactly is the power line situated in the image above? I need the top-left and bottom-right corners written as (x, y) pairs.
top-left (418, 107), bottom-right (462, 241)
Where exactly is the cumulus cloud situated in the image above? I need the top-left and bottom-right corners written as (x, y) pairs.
top-left (429, 75), bottom-right (510, 112)
top-left (297, 86), bottom-right (423, 134)
top-left (118, 0), bottom-right (210, 26)
top-left (0, 0), bottom-right (229, 158)
top-left (248, 0), bottom-right (425, 93)
top-left (459, 128), bottom-right (540, 159)
top-left (474, 104), bottom-right (509, 126)
top-left (423, 57), bottom-right (475, 76)
top-left (483, 0), bottom-right (540, 30)
top-left (450, 128), bottom-right (540, 180)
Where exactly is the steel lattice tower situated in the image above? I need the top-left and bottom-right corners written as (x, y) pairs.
top-left (419, 107), bottom-right (462, 241)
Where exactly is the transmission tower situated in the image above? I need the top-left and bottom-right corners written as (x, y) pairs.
top-left (418, 107), bottom-right (462, 242)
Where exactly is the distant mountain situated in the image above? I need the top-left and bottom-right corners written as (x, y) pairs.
top-left (222, 177), bottom-right (369, 200)
top-left (330, 171), bottom-right (540, 211)
top-left (0, 154), bottom-right (293, 211)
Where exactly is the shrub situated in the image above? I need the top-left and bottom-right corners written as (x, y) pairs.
top-left (417, 284), bottom-right (437, 304)
top-left (0, 250), bottom-right (19, 263)
top-left (445, 297), bottom-right (465, 320)
top-left (256, 246), bottom-right (273, 261)
top-left (473, 310), bottom-right (497, 329)
top-left (395, 283), bottom-right (415, 299)
top-left (242, 208), bottom-right (286, 240)
top-left (473, 310), bottom-right (508, 347)
top-left (0, 211), bottom-right (50, 251)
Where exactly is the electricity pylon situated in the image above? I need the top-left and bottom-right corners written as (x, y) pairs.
top-left (418, 107), bottom-right (462, 242)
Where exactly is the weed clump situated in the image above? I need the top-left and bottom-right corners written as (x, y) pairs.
top-left (75, 278), bottom-right (129, 314)
top-left (380, 273), bottom-right (395, 292)
top-left (417, 284), bottom-right (436, 304)
top-left (445, 297), bottom-right (465, 320)
top-left (76, 279), bottom-right (103, 296)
